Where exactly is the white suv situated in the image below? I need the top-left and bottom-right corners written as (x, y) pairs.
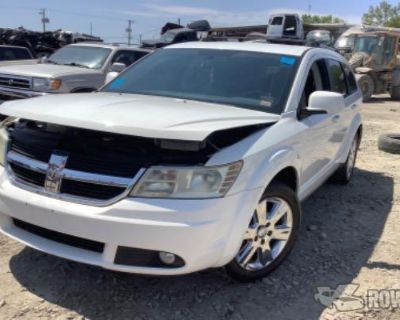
top-left (0, 42), bottom-right (362, 281)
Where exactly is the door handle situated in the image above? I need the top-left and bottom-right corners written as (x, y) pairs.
top-left (332, 115), bottom-right (341, 122)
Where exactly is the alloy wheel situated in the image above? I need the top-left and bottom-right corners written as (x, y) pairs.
top-left (235, 197), bottom-right (293, 271)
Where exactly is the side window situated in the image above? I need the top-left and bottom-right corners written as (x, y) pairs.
top-left (342, 63), bottom-right (358, 95)
top-left (112, 50), bottom-right (141, 67)
top-left (299, 60), bottom-right (326, 110)
top-left (271, 17), bottom-right (283, 25)
top-left (12, 48), bottom-right (32, 60)
top-left (326, 59), bottom-right (347, 95)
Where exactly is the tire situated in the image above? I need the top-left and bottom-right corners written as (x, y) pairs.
top-left (390, 86), bottom-right (400, 101)
top-left (378, 133), bottom-right (400, 154)
top-left (225, 182), bottom-right (301, 282)
top-left (357, 74), bottom-right (374, 102)
top-left (331, 134), bottom-right (359, 184)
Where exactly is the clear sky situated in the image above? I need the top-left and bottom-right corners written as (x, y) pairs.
top-left (0, 0), bottom-right (396, 43)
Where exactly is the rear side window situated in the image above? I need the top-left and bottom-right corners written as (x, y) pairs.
top-left (342, 64), bottom-right (358, 95)
top-left (326, 59), bottom-right (347, 95)
top-left (0, 47), bottom-right (31, 61)
top-left (271, 17), bottom-right (283, 25)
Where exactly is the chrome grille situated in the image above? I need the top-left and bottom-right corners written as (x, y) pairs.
top-left (6, 150), bottom-right (145, 206)
top-left (0, 74), bottom-right (31, 89)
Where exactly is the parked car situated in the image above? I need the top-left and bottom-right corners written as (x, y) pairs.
top-left (0, 43), bottom-right (151, 100)
top-left (0, 45), bottom-right (37, 67)
top-left (141, 28), bottom-right (198, 48)
top-left (0, 42), bottom-right (362, 281)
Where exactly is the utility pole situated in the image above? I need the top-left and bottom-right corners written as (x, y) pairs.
top-left (126, 20), bottom-right (134, 46)
top-left (39, 8), bottom-right (50, 32)
top-left (178, 18), bottom-right (181, 25)
top-left (139, 33), bottom-right (142, 45)
top-left (90, 22), bottom-right (93, 36)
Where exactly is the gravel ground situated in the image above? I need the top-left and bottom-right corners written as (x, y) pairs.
top-left (0, 96), bottom-right (399, 320)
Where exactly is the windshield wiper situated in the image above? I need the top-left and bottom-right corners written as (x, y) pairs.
top-left (46, 60), bottom-right (60, 65)
top-left (63, 62), bottom-right (90, 69)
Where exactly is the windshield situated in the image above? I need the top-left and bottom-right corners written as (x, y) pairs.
top-left (102, 49), bottom-right (299, 114)
top-left (354, 36), bottom-right (380, 54)
top-left (160, 31), bottom-right (176, 43)
top-left (47, 46), bottom-right (111, 69)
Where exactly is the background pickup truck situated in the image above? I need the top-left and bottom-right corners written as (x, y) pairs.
top-left (0, 45), bottom-right (37, 67)
top-left (0, 43), bottom-right (152, 101)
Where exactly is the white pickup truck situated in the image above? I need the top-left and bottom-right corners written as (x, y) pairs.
top-left (0, 42), bottom-right (362, 281)
top-left (0, 43), bottom-right (151, 100)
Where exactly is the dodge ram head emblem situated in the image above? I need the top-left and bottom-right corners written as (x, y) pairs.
top-left (44, 153), bottom-right (68, 193)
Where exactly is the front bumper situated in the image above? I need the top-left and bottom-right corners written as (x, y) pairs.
top-left (0, 85), bottom-right (47, 99)
top-left (0, 167), bottom-right (262, 275)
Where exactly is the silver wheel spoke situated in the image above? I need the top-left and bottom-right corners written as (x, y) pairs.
top-left (256, 200), bottom-right (267, 225)
top-left (243, 228), bottom-right (257, 240)
top-left (272, 226), bottom-right (291, 241)
top-left (237, 242), bottom-right (258, 266)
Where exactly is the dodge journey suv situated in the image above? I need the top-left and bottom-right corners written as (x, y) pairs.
top-left (0, 42), bottom-right (362, 281)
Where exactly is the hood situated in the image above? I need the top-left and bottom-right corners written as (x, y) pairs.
top-left (0, 63), bottom-right (100, 78)
top-left (0, 93), bottom-right (279, 141)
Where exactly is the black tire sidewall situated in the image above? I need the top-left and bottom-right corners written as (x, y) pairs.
top-left (378, 133), bottom-right (400, 154)
top-left (225, 182), bottom-right (301, 282)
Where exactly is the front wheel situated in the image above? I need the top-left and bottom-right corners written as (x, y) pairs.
top-left (226, 182), bottom-right (301, 282)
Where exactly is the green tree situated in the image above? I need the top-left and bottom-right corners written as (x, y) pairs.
top-left (362, 1), bottom-right (400, 26)
top-left (301, 14), bottom-right (345, 24)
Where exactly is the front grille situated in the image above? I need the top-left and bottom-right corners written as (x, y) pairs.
top-left (61, 179), bottom-right (126, 201)
top-left (9, 163), bottom-right (46, 186)
top-left (13, 219), bottom-right (105, 253)
top-left (0, 75), bottom-right (31, 89)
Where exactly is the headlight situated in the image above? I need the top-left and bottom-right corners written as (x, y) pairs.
top-left (32, 77), bottom-right (62, 91)
top-left (131, 161), bottom-right (242, 199)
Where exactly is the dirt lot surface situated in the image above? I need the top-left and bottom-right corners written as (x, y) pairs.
top-left (0, 96), bottom-right (399, 320)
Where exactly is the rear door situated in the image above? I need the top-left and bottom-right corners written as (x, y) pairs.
top-left (325, 59), bottom-right (358, 160)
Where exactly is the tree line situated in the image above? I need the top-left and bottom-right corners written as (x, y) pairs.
top-left (301, 1), bottom-right (400, 28)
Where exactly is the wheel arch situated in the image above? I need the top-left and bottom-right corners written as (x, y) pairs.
top-left (268, 166), bottom-right (299, 193)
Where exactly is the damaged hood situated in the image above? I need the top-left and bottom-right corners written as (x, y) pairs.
top-left (0, 92), bottom-right (279, 141)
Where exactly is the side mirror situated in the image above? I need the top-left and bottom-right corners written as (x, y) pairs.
top-left (302, 91), bottom-right (346, 117)
top-left (105, 72), bottom-right (119, 84)
top-left (111, 62), bottom-right (127, 73)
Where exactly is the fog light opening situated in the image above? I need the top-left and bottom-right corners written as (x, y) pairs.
top-left (159, 252), bottom-right (176, 265)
